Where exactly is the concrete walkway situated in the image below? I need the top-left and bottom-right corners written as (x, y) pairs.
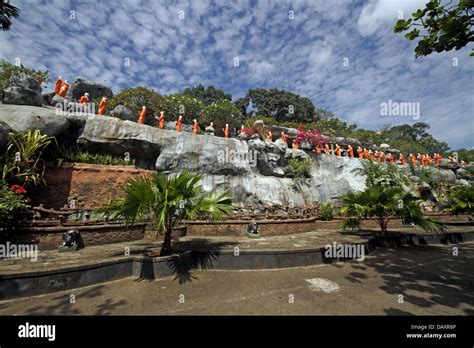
top-left (1, 225), bottom-right (473, 275)
top-left (1, 242), bottom-right (472, 315)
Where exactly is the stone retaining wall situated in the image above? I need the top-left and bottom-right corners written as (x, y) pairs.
top-left (1, 223), bottom-right (146, 250)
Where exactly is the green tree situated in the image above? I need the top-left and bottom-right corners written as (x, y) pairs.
top-left (235, 88), bottom-right (318, 123)
top-left (108, 87), bottom-right (163, 126)
top-left (340, 186), bottom-right (446, 234)
top-left (152, 94), bottom-right (205, 125)
top-left (202, 100), bottom-right (242, 136)
top-left (0, 1), bottom-right (19, 31)
top-left (100, 170), bottom-right (233, 256)
top-left (0, 59), bottom-right (51, 92)
top-left (183, 84), bottom-right (232, 105)
top-left (394, 0), bottom-right (474, 57)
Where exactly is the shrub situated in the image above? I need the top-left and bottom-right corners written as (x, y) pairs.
top-left (293, 129), bottom-right (327, 147)
top-left (1, 124), bottom-right (55, 187)
top-left (319, 203), bottom-right (334, 221)
top-left (352, 160), bottom-right (410, 189)
top-left (286, 158), bottom-right (312, 178)
top-left (51, 146), bottom-right (132, 166)
top-left (0, 181), bottom-right (29, 229)
top-left (444, 185), bottom-right (474, 216)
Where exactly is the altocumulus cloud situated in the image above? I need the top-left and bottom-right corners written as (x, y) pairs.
top-left (0, 0), bottom-right (472, 148)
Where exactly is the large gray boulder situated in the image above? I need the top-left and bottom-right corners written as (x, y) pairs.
top-left (66, 77), bottom-right (113, 101)
top-left (110, 105), bottom-right (134, 121)
top-left (0, 105), bottom-right (70, 146)
top-left (3, 86), bottom-right (43, 106)
top-left (164, 120), bottom-right (193, 133)
top-left (2, 77), bottom-right (43, 107)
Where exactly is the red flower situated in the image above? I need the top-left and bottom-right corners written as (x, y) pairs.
top-left (10, 184), bottom-right (27, 195)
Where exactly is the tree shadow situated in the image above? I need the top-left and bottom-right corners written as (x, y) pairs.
top-left (23, 284), bottom-right (127, 315)
top-left (166, 239), bottom-right (239, 285)
top-left (355, 243), bottom-right (474, 315)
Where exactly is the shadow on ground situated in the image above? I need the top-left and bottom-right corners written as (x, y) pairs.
top-left (167, 239), bottom-right (239, 284)
top-left (23, 284), bottom-right (128, 315)
top-left (348, 242), bottom-right (474, 315)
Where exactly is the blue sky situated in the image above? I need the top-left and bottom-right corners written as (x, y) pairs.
top-left (1, 0), bottom-right (473, 149)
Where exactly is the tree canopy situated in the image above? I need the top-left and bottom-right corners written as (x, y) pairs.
top-left (394, 0), bottom-right (474, 57)
top-left (234, 88), bottom-right (318, 123)
top-left (183, 84), bottom-right (232, 105)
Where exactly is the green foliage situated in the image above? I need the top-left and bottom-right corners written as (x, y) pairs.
top-left (235, 88), bottom-right (318, 123)
top-left (0, 181), bottom-right (29, 229)
top-left (51, 146), bottom-right (132, 166)
top-left (352, 160), bottom-right (410, 189)
top-left (380, 122), bottom-right (449, 155)
top-left (1, 124), bottom-right (55, 187)
top-left (445, 185), bottom-right (474, 216)
top-left (0, 1), bottom-right (20, 31)
top-left (107, 86), bottom-right (163, 126)
top-left (0, 59), bottom-right (51, 92)
top-left (202, 100), bottom-right (242, 136)
top-left (152, 93), bottom-right (205, 125)
top-left (319, 203), bottom-right (335, 221)
top-left (100, 170), bottom-right (233, 255)
top-left (340, 186), bottom-right (446, 234)
top-left (394, 0), bottom-right (474, 57)
top-left (452, 148), bottom-right (474, 162)
top-left (286, 158), bottom-right (312, 178)
top-left (183, 84), bottom-right (232, 105)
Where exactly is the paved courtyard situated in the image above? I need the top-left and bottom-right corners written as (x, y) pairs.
top-left (1, 242), bottom-right (473, 315)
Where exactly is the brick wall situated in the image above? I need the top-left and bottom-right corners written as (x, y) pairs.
top-left (2, 224), bottom-right (146, 250)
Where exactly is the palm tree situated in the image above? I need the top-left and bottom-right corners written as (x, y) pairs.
top-left (339, 186), bottom-right (446, 234)
top-left (445, 185), bottom-right (474, 217)
top-left (101, 170), bottom-right (233, 256)
top-left (0, 1), bottom-right (20, 31)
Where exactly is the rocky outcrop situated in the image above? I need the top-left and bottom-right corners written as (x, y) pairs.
top-left (2, 77), bottom-right (43, 106)
top-left (66, 77), bottom-right (113, 101)
top-left (110, 105), bottom-right (134, 121)
top-left (0, 104), bottom-right (70, 141)
top-left (3, 104), bottom-right (465, 207)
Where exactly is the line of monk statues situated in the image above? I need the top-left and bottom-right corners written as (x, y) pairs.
top-left (53, 77), bottom-right (467, 167)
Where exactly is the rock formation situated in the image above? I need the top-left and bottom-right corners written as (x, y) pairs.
top-left (2, 77), bottom-right (43, 106)
top-left (1, 104), bottom-right (469, 207)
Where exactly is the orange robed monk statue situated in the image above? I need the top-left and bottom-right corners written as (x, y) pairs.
top-left (79, 93), bottom-right (89, 105)
top-left (98, 97), bottom-right (107, 115)
top-left (281, 131), bottom-right (287, 144)
top-left (54, 76), bottom-right (63, 94)
top-left (325, 144), bottom-right (331, 155)
top-left (193, 119), bottom-right (199, 134)
top-left (347, 145), bottom-right (354, 158)
top-left (334, 144), bottom-right (341, 157)
top-left (223, 123), bottom-right (230, 138)
top-left (155, 111), bottom-right (165, 129)
top-left (138, 106), bottom-right (146, 124)
top-left (267, 131), bottom-right (273, 141)
top-left (58, 80), bottom-right (69, 97)
top-left (176, 115), bottom-right (183, 132)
